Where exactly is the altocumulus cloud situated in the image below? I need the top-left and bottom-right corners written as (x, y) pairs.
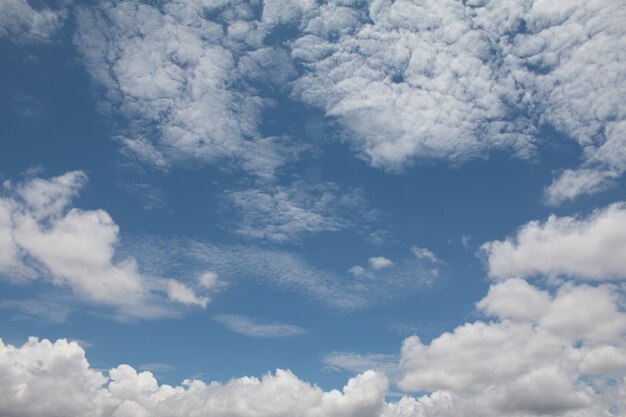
top-left (290, 0), bottom-right (626, 202)
top-left (71, 0), bottom-right (626, 203)
top-left (74, 0), bottom-right (301, 178)
top-left (0, 0), bottom-right (71, 44)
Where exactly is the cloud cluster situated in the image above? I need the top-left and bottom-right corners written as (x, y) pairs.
top-left (74, 0), bottom-right (300, 178)
top-left (0, 337), bottom-right (390, 417)
top-left (0, 171), bottom-right (209, 319)
top-left (0, 0), bottom-right (70, 44)
top-left (482, 201), bottom-right (626, 280)
top-left (395, 278), bottom-right (626, 416)
top-left (290, 0), bottom-right (626, 202)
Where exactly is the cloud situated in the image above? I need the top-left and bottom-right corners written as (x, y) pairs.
top-left (290, 0), bottom-right (626, 202)
top-left (0, 171), bottom-right (207, 319)
top-left (0, 0), bottom-right (70, 44)
top-left (214, 315), bottom-right (305, 338)
top-left (290, 0), bottom-right (536, 172)
top-left (410, 246), bottom-right (441, 264)
top-left (0, 337), bottom-right (391, 417)
top-left (368, 256), bottom-right (394, 270)
top-left (125, 238), bottom-right (439, 311)
top-left (167, 280), bottom-right (209, 308)
top-left (395, 278), bottom-right (626, 416)
top-left (74, 0), bottom-right (299, 178)
top-left (481, 202), bottom-right (626, 280)
top-left (224, 181), bottom-right (374, 243)
top-left (323, 352), bottom-right (401, 382)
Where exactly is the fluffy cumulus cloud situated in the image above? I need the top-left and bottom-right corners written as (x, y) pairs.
top-left (290, 0), bottom-right (626, 202)
top-left (0, 337), bottom-right (391, 417)
top-left (74, 0), bottom-right (300, 178)
top-left (0, 0), bottom-right (71, 44)
top-left (395, 278), bottom-right (626, 417)
top-left (0, 171), bottom-right (208, 318)
top-left (482, 202), bottom-right (626, 280)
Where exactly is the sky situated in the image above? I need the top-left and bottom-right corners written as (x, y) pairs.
top-left (0, 0), bottom-right (626, 416)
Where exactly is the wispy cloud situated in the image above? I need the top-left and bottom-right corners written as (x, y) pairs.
top-left (126, 239), bottom-right (439, 311)
top-left (214, 315), bottom-right (305, 338)
top-left (224, 180), bottom-right (376, 243)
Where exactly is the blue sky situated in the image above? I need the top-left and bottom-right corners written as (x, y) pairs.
top-left (1, 1), bottom-right (626, 416)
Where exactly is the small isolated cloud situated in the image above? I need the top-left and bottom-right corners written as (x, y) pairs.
top-left (481, 202), bottom-right (626, 280)
top-left (368, 256), bottom-right (394, 270)
top-left (348, 265), bottom-right (367, 277)
top-left (167, 279), bottom-right (208, 308)
top-left (197, 271), bottom-right (219, 289)
top-left (213, 315), bottom-right (305, 338)
top-left (0, 0), bottom-right (70, 44)
top-left (410, 246), bottom-right (441, 264)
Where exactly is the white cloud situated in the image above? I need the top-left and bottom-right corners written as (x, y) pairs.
top-left (167, 279), bottom-right (209, 308)
top-left (410, 246), bottom-right (441, 264)
top-left (290, 0), bottom-right (626, 202)
top-left (291, 0), bottom-right (536, 172)
top-left (3, 326), bottom-right (626, 417)
top-left (214, 314), bottom-right (305, 338)
top-left (0, 0), bottom-right (70, 44)
top-left (396, 278), bottom-right (626, 416)
top-left (348, 265), bottom-right (367, 277)
top-left (0, 171), bottom-right (205, 319)
top-left (0, 337), bottom-right (392, 417)
top-left (224, 181), bottom-right (372, 243)
top-left (74, 0), bottom-right (299, 178)
top-left (368, 256), bottom-right (394, 270)
top-left (197, 271), bottom-right (219, 289)
top-left (127, 239), bottom-right (438, 311)
top-left (481, 202), bottom-right (626, 280)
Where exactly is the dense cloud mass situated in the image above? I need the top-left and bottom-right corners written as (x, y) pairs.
top-left (291, 0), bottom-right (626, 202)
top-left (71, 0), bottom-right (626, 202)
top-left (482, 202), bottom-right (626, 280)
top-left (0, 172), bottom-right (209, 318)
top-left (74, 0), bottom-right (300, 178)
